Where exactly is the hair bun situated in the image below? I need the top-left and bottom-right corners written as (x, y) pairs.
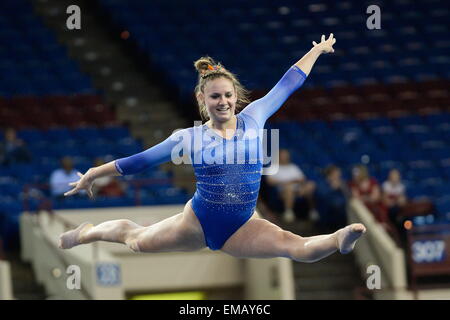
top-left (194, 56), bottom-right (218, 76)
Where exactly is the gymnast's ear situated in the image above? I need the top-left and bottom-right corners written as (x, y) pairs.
top-left (196, 92), bottom-right (205, 105)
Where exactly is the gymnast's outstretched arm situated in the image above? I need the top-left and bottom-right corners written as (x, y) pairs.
top-left (63, 129), bottom-right (189, 197)
top-left (241, 33), bottom-right (336, 127)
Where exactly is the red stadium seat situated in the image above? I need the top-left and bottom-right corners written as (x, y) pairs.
top-left (0, 109), bottom-right (22, 128)
top-left (330, 85), bottom-right (362, 98)
top-left (365, 91), bottom-right (394, 104)
top-left (84, 104), bottom-right (116, 125)
top-left (335, 94), bottom-right (365, 108)
top-left (309, 95), bottom-right (335, 108)
top-left (349, 102), bottom-right (383, 119)
top-left (385, 101), bottom-right (411, 117)
top-left (360, 83), bottom-right (391, 97)
top-left (300, 87), bottom-right (328, 100)
top-left (0, 97), bottom-right (8, 110)
top-left (54, 105), bottom-right (88, 127)
top-left (279, 104), bottom-right (318, 121)
top-left (41, 95), bottom-right (72, 109)
top-left (296, 111), bottom-right (318, 121)
top-left (388, 82), bottom-right (421, 95)
top-left (23, 108), bottom-right (58, 129)
top-left (9, 96), bottom-right (41, 110)
top-left (407, 97), bottom-right (442, 113)
top-left (424, 83), bottom-right (449, 107)
top-left (71, 94), bottom-right (103, 109)
top-left (27, 116), bottom-right (57, 129)
top-left (418, 79), bottom-right (450, 92)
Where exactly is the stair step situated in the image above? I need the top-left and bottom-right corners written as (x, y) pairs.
top-left (295, 273), bottom-right (359, 291)
top-left (294, 260), bottom-right (357, 278)
top-left (281, 220), bottom-right (367, 300)
top-left (296, 289), bottom-right (356, 300)
top-left (6, 251), bottom-right (47, 300)
top-left (295, 252), bottom-right (356, 265)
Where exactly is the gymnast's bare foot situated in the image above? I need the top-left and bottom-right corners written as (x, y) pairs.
top-left (59, 222), bottom-right (93, 249)
top-left (336, 223), bottom-right (366, 254)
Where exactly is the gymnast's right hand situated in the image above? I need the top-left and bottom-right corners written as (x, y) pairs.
top-left (64, 169), bottom-right (95, 198)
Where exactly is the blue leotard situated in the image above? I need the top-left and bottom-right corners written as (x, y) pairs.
top-left (115, 65), bottom-right (307, 250)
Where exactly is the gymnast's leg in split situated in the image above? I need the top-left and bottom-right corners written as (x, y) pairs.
top-left (59, 200), bottom-right (207, 253)
top-left (221, 212), bottom-right (366, 263)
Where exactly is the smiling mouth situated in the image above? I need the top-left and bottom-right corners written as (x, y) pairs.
top-left (216, 107), bottom-right (230, 112)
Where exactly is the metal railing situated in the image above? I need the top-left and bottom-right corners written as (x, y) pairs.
top-left (34, 214), bottom-right (94, 300)
top-left (21, 177), bottom-right (176, 213)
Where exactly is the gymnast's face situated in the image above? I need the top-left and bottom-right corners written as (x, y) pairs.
top-left (202, 77), bottom-right (237, 123)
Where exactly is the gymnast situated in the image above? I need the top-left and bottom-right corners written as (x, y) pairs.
top-left (60, 33), bottom-right (366, 263)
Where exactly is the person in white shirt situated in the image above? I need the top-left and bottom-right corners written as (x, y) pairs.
top-left (382, 168), bottom-right (407, 216)
top-left (266, 149), bottom-right (316, 223)
top-left (50, 157), bottom-right (81, 198)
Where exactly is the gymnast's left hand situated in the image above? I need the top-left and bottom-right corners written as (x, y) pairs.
top-left (312, 33), bottom-right (336, 54)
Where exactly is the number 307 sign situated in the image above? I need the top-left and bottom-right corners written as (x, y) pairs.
top-left (412, 240), bottom-right (446, 263)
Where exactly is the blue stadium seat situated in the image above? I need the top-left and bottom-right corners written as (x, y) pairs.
top-left (101, 126), bottom-right (130, 140)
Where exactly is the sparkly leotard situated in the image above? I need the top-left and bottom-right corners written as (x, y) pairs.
top-left (115, 65), bottom-right (307, 250)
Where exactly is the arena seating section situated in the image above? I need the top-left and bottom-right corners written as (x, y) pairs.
top-left (0, 0), bottom-right (189, 249)
top-left (99, 0), bottom-right (449, 94)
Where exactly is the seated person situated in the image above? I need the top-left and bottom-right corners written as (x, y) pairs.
top-left (382, 169), bottom-right (407, 220)
top-left (0, 127), bottom-right (32, 165)
top-left (315, 165), bottom-right (348, 230)
top-left (349, 164), bottom-right (388, 224)
top-left (266, 149), bottom-right (315, 223)
top-left (382, 168), bottom-right (411, 244)
top-left (91, 158), bottom-right (125, 197)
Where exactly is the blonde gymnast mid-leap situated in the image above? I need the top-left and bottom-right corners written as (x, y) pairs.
top-left (60, 33), bottom-right (366, 263)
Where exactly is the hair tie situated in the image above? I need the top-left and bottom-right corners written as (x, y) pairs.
top-left (201, 64), bottom-right (222, 78)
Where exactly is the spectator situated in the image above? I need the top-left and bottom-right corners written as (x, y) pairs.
top-left (266, 149), bottom-right (316, 223)
top-left (315, 165), bottom-right (348, 230)
top-left (50, 157), bottom-right (80, 198)
top-left (349, 164), bottom-right (388, 224)
top-left (382, 168), bottom-right (413, 243)
top-left (0, 127), bottom-right (32, 165)
top-left (91, 158), bottom-right (125, 197)
top-left (382, 169), bottom-right (407, 219)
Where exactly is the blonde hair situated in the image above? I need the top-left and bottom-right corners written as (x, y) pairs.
top-left (193, 56), bottom-right (251, 121)
top-left (353, 164), bottom-right (369, 180)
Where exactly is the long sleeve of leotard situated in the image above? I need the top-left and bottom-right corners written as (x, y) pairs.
top-left (114, 128), bottom-right (189, 175)
top-left (240, 65), bottom-right (307, 128)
